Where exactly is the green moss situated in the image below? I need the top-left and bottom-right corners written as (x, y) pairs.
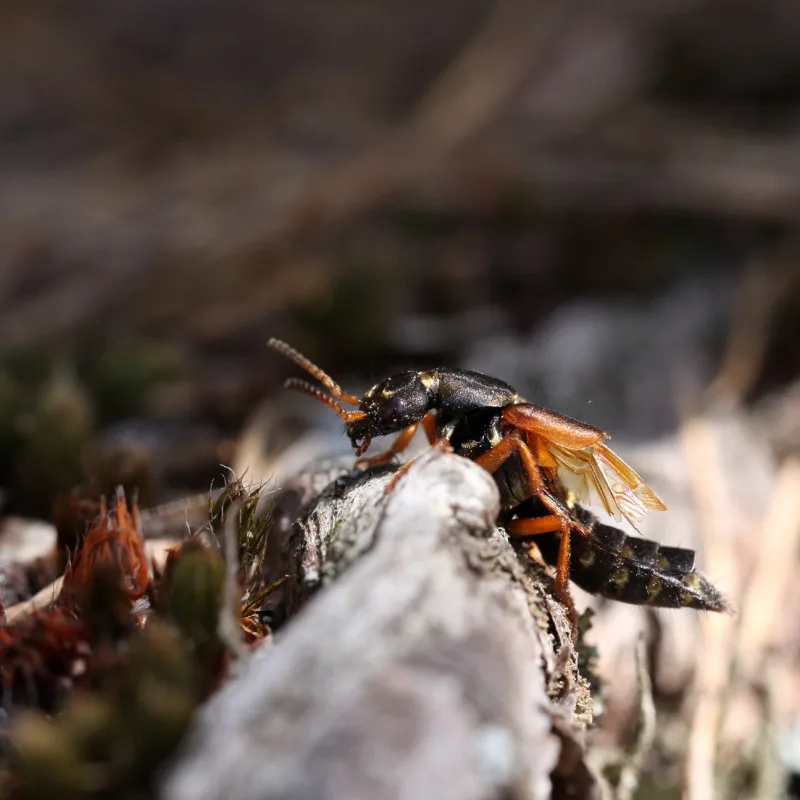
top-left (14, 367), bottom-right (94, 515)
top-left (10, 622), bottom-right (199, 800)
top-left (78, 339), bottom-right (186, 424)
top-left (291, 263), bottom-right (391, 365)
top-left (162, 546), bottom-right (226, 653)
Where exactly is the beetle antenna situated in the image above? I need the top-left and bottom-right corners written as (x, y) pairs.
top-left (283, 378), bottom-right (367, 424)
top-left (268, 338), bottom-right (360, 404)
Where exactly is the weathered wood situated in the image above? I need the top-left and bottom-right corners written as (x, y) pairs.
top-left (162, 448), bottom-right (596, 800)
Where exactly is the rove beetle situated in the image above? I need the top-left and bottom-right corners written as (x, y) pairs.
top-left (268, 338), bottom-right (730, 624)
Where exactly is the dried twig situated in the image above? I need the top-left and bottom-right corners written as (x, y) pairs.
top-left (217, 503), bottom-right (248, 661)
top-left (735, 457), bottom-right (800, 673)
top-left (679, 415), bottom-right (740, 800)
top-left (162, 449), bottom-right (592, 800)
top-left (588, 636), bottom-right (657, 800)
top-left (138, 492), bottom-right (224, 539)
top-left (706, 249), bottom-right (797, 406)
top-left (615, 637), bottom-right (657, 800)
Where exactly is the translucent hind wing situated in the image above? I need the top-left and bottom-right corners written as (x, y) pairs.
top-left (592, 443), bottom-right (667, 529)
top-left (545, 440), bottom-right (666, 530)
top-left (556, 464), bottom-right (592, 509)
top-left (546, 442), bottom-right (622, 522)
top-left (594, 444), bottom-right (667, 511)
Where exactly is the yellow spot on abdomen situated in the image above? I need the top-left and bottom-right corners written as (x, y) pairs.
top-left (646, 577), bottom-right (661, 602)
top-left (683, 572), bottom-right (700, 590)
top-left (610, 567), bottom-right (630, 589)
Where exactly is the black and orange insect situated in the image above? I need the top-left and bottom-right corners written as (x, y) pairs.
top-left (444, 405), bottom-right (731, 617)
top-left (267, 339), bottom-right (730, 621)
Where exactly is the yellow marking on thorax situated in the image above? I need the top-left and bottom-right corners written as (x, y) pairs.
top-left (419, 372), bottom-right (437, 391)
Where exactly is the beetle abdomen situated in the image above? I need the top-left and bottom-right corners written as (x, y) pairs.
top-left (524, 507), bottom-right (732, 613)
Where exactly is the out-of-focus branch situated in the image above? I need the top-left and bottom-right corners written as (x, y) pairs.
top-left (678, 415), bottom-right (740, 800)
top-left (272, 0), bottom-right (558, 243)
top-left (497, 107), bottom-right (800, 221)
top-left (706, 249), bottom-right (796, 406)
top-left (735, 457), bottom-right (800, 674)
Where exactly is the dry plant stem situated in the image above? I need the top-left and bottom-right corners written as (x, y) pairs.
top-left (679, 416), bottom-right (740, 800)
top-left (2, 5), bottom-right (800, 352)
top-left (503, 108), bottom-right (800, 222)
top-left (736, 457), bottom-right (800, 673)
top-left (587, 636), bottom-right (656, 800)
top-left (615, 637), bottom-right (657, 800)
top-left (4, 576), bottom-right (64, 625)
top-left (277, 1), bottom-right (712, 247)
top-left (138, 491), bottom-right (224, 539)
top-left (4, 538), bottom-right (175, 625)
top-left (757, 662), bottom-right (797, 800)
top-left (706, 252), bottom-right (796, 406)
top-left (162, 449), bottom-right (590, 800)
top-left (277, 0), bottom-right (547, 242)
top-left (218, 506), bottom-right (248, 661)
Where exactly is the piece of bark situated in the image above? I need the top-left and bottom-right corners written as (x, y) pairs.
top-left (162, 448), bottom-right (596, 800)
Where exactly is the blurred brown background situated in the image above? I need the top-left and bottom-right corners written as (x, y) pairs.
top-left (0, 1), bottom-right (799, 797)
